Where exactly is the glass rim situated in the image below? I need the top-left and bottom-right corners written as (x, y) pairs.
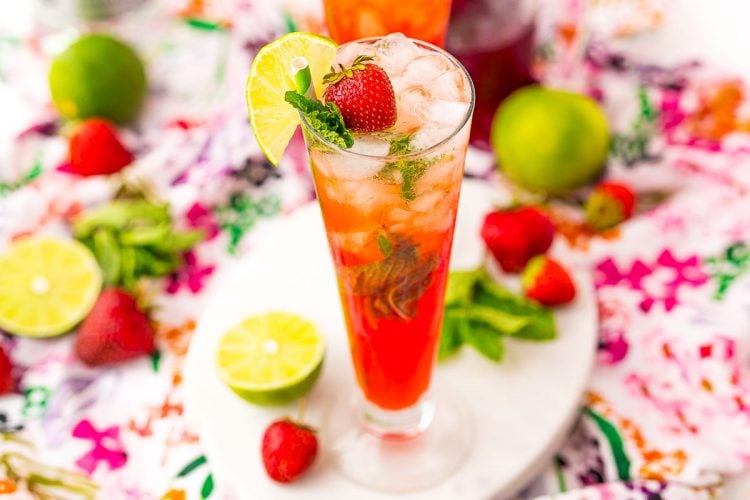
top-left (299, 35), bottom-right (476, 161)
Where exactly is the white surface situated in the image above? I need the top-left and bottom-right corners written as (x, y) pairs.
top-left (183, 179), bottom-right (598, 499)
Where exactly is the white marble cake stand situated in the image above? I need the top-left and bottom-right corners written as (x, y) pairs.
top-left (183, 179), bottom-right (598, 500)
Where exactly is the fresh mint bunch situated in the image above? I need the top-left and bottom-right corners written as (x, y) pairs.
top-left (439, 268), bottom-right (557, 362)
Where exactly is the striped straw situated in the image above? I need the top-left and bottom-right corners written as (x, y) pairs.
top-left (291, 57), bottom-right (317, 100)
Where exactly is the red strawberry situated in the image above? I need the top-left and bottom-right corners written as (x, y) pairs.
top-left (522, 256), bottom-right (576, 306)
top-left (68, 118), bottom-right (134, 177)
top-left (261, 419), bottom-right (318, 483)
top-left (480, 206), bottom-right (555, 273)
top-left (75, 288), bottom-right (155, 366)
top-left (323, 55), bottom-right (397, 133)
top-left (0, 345), bottom-right (13, 395)
top-left (585, 181), bottom-right (636, 230)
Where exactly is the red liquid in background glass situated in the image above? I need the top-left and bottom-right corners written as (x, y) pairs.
top-left (447, 0), bottom-right (537, 149)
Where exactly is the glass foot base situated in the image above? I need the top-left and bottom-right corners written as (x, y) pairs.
top-left (323, 387), bottom-right (473, 493)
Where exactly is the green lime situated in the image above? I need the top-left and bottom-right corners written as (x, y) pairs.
top-left (246, 32), bottom-right (337, 165)
top-left (0, 237), bottom-right (102, 337)
top-left (491, 85), bottom-right (610, 195)
top-left (216, 312), bottom-right (325, 406)
top-left (49, 34), bottom-right (147, 124)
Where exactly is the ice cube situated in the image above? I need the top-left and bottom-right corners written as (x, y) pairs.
top-left (401, 54), bottom-right (449, 89)
top-left (430, 70), bottom-right (469, 102)
top-left (395, 87), bottom-right (430, 131)
top-left (375, 33), bottom-right (422, 77)
top-left (334, 40), bottom-right (375, 67)
top-left (409, 123), bottom-right (454, 151)
top-left (410, 190), bottom-right (444, 213)
top-left (419, 100), bottom-right (471, 127)
top-left (316, 148), bottom-right (385, 181)
top-left (349, 135), bottom-right (391, 157)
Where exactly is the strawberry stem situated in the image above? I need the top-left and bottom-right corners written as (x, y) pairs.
top-left (322, 55), bottom-right (374, 85)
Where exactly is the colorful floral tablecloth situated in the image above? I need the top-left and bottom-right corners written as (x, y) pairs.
top-left (1, 0), bottom-right (750, 498)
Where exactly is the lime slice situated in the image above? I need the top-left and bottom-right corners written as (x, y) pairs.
top-left (246, 32), bottom-right (337, 165)
top-left (216, 312), bottom-right (325, 406)
top-left (0, 237), bottom-right (102, 337)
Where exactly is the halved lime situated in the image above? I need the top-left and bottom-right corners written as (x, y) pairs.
top-left (246, 32), bottom-right (337, 165)
top-left (216, 312), bottom-right (325, 406)
top-left (0, 237), bottom-right (102, 337)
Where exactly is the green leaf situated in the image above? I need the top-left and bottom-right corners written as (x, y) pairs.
top-left (438, 312), bottom-right (464, 360)
top-left (92, 228), bottom-right (121, 286)
top-left (284, 91), bottom-right (353, 149)
top-left (201, 473), bottom-right (214, 499)
top-left (584, 408), bottom-right (631, 481)
top-left (377, 233), bottom-right (392, 257)
top-left (120, 246), bottom-right (137, 291)
top-left (474, 272), bottom-right (556, 340)
top-left (176, 455), bottom-right (207, 478)
top-left (153, 230), bottom-right (205, 252)
top-left (388, 134), bottom-right (412, 155)
top-left (376, 158), bottom-right (432, 202)
top-left (444, 270), bottom-right (480, 306)
top-left (119, 224), bottom-right (171, 246)
top-left (471, 306), bottom-right (531, 335)
top-left (461, 320), bottom-right (504, 362)
top-left (73, 201), bottom-right (169, 238)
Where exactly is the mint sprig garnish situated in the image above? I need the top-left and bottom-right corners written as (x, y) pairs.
top-left (284, 91), bottom-right (353, 149)
top-left (439, 269), bottom-right (557, 362)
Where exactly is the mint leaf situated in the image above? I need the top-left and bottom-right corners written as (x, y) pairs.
top-left (388, 134), bottom-right (412, 155)
top-left (462, 320), bottom-right (504, 362)
top-left (377, 233), bottom-right (393, 257)
top-left (438, 312), bottom-right (464, 360)
top-left (445, 270), bottom-right (480, 306)
top-left (340, 238), bottom-right (437, 319)
top-left (284, 91), bottom-right (353, 149)
top-left (377, 158), bottom-right (432, 202)
top-left (475, 272), bottom-right (556, 340)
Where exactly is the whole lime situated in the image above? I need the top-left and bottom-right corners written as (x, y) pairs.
top-left (49, 34), bottom-right (147, 124)
top-left (491, 85), bottom-right (610, 195)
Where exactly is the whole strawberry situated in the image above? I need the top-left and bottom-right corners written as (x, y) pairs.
top-left (75, 288), bottom-right (155, 366)
top-left (68, 118), bottom-right (134, 177)
top-left (481, 206), bottom-right (555, 273)
top-left (0, 345), bottom-right (13, 395)
top-left (585, 181), bottom-right (636, 230)
top-left (323, 55), bottom-right (397, 133)
top-left (261, 418), bottom-right (318, 483)
top-left (522, 256), bottom-right (576, 306)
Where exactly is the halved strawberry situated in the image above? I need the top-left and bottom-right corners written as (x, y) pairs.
top-left (68, 118), bottom-right (134, 177)
top-left (585, 181), bottom-right (636, 230)
top-left (75, 288), bottom-right (155, 366)
top-left (522, 256), bottom-right (576, 306)
top-left (323, 55), bottom-right (397, 133)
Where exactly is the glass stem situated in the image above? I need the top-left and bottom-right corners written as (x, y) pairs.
top-left (361, 396), bottom-right (435, 439)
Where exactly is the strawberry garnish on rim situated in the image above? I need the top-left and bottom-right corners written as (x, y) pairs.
top-left (322, 55), bottom-right (397, 133)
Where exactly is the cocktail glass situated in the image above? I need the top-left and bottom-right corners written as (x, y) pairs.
top-left (299, 35), bottom-right (474, 491)
top-left (322, 0), bottom-right (453, 47)
top-left (447, 0), bottom-right (537, 148)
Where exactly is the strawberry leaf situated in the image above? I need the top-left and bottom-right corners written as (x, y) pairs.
top-left (284, 91), bottom-right (353, 149)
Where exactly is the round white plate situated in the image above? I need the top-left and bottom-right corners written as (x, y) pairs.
top-left (183, 179), bottom-right (598, 500)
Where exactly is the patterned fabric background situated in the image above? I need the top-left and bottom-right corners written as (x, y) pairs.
top-left (1, 0), bottom-right (749, 498)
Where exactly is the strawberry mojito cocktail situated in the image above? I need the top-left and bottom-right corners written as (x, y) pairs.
top-left (246, 32), bottom-right (475, 491)
top-left (305, 35), bottom-right (473, 412)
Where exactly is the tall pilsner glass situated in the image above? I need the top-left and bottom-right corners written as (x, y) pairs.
top-left (299, 35), bottom-right (475, 491)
